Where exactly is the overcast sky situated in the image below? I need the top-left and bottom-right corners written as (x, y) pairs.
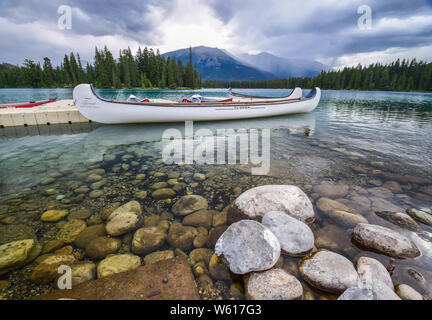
top-left (1, 0), bottom-right (432, 69)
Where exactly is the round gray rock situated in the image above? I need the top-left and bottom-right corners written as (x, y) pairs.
top-left (246, 268), bottom-right (303, 300)
top-left (356, 256), bottom-right (393, 288)
top-left (352, 223), bottom-right (421, 258)
top-left (262, 211), bottom-right (314, 256)
top-left (215, 220), bottom-right (280, 274)
top-left (300, 250), bottom-right (359, 294)
top-left (231, 185), bottom-right (315, 223)
top-left (356, 256), bottom-right (400, 300)
top-left (338, 284), bottom-right (377, 300)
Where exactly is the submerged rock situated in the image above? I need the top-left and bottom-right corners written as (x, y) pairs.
top-left (132, 226), bottom-right (167, 254)
top-left (85, 236), bottom-right (122, 259)
top-left (105, 201), bottom-right (142, 236)
top-left (316, 197), bottom-right (367, 227)
top-left (229, 185), bottom-right (315, 223)
top-left (193, 233), bottom-right (208, 248)
top-left (0, 224), bottom-right (36, 245)
top-left (193, 173), bottom-right (206, 181)
top-left (97, 254), bottom-right (141, 278)
top-left (71, 261), bottom-right (96, 286)
top-left (150, 182), bottom-right (168, 189)
top-left (0, 280), bottom-right (11, 290)
top-left (86, 174), bottom-right (103, 182)
top-left (262, 211), bottom-right (314, 256)
top-left (214, 220), bottom-right (280, 274)
top-left (42, 240), bottom-right (65, 254)
top-left (299, 250), bottom-right (359, 294)
top-left (135, 190), bottom-right (148, 200)
top-left (420, 185), bottom-right (432, 195)
top-left (212, 211), bottom-right (227, 227)
top-left (375, 211), bottom-right (422, 232)
top-left (107, 201), bottom-right (141, 220)
top-left (313, 182), bottom-right (349, 198)
top-left (182, 210), bottom-right (215, 229)
top-left (209, 253), bottom-right (231, 281)
top-left (166, 222), bottom-right (197, 251)
top-left (395, 284), bottom-right (424, 300)
top-left (41, 177), bottom-right (55, 185)
top-left (314, 224), bottom-right (353, 255)
top-left (370, 197), bottom-right (404, 213)
top-left (41, 210), bottom-right (69, 222)
top-left (406, 208), bottom-right (432, 226)
top-left (172, 195), bottom-right (208, 216)
top-left (382, 181), bottom-right (403, 193)
top-left (31, 254), bottom-right (77, 284)
top-left (0, 239), bottom-right (36, 271)
top-left (89, 190), bottom-right (104, 198)
top-left (151, 188), bottom-right (176, 199)
top-left (33, 257), bottom-right (199, 300)
top-left (74, 186), bottom-right (89, 194)
top-left (246, 268), bottom-right (303, 300)
top-left (55, 245), bottom-right (73, 255)
top-left (209, 225), bottom-right (228, 247)
top-left (172, 183), bottom-right (187, 192)
top-left (68, 208), bottom-right (92, 221)
top-left (74, 224), bottom-right (107, 248)
top-left (349, 195), bottom-right (372, 212)
top-left (143, 250), bottom-right (175, 265)
top-left (368, 187), bottom-right (394, 198)
top-left (189, 248), bottom-right (213, 266)
top-left (58, 219), bottom-right (87, 244)
top-left (90, 179), bottom-right (107, 190)
top-left (352, 223), bottom-right (421, 258)
top-left (142, 215), bottom-right (161, 227)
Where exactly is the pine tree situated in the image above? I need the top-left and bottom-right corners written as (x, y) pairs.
top-left (42, 57), bottom-right (54, 87)
top-left (166, 57), bottom-right (176, 89)
top-left (69, 52), bottom-right (79, 85)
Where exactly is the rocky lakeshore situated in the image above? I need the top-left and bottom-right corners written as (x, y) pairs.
top-left (0, 126), bottom-right (431, 300)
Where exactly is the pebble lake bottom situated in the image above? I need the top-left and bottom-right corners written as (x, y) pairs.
top-left (0, 88), bottom-right (431, 300)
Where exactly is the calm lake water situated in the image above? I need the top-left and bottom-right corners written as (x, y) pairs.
top-left (0, 88), bottom-right (431, 300)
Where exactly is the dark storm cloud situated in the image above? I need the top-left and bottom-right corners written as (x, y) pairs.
top-left (0, 0), bottom-right (431, 66)
top-left (0, 0), bottom-right (169, 42)
top-left (206, 0), bottom-right (432, 60)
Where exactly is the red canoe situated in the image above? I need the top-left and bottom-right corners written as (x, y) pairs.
top-left (0, 99), bottom-right (56, 109)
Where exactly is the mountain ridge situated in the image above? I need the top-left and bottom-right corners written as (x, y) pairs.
top-left (162, 46), bottom-right (328, 81)
top-left (237, 52), bottom-right (329, 78)
top-left (162, 46), bottom-right (275, 81)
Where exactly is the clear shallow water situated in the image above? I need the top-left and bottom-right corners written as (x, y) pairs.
top-left (0, 88), bottom-right (431, 300)
top-left (1, 88), bottom-right (431, 170)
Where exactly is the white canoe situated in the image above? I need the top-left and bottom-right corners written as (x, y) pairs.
top-left (73, 84), bottom-right (321, 124)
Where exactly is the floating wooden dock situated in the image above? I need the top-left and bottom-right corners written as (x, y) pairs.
top-left (0, 100), bottom-right (91, 127)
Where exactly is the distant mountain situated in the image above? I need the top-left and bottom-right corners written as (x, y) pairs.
top-left (237, 52), bottom-right (329, 78)
top-left (162, 46), bottom-right (275, 81)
